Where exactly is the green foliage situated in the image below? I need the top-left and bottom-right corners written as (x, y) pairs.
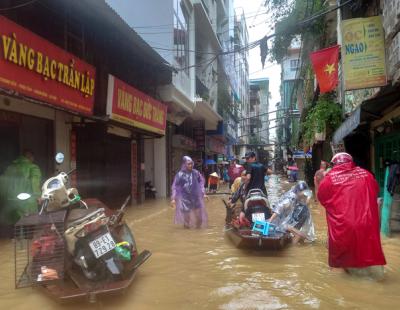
top-left (302, 94), bottom-right (342, 146)
top-left (268, 0), bottom-right (327, 63)
top-left (264, 0), bottom-right (294, 22)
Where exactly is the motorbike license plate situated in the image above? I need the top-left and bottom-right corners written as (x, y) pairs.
top-left (89, 232), bottom-right (116, 258)
top-left (252, 213), bottom-right (265, 222)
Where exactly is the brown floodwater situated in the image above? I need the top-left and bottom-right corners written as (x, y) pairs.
top-left (1, 176), bottom-right (400, 309)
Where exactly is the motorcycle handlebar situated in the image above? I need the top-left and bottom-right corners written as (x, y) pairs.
top-left (66, 168), bottom-right (76, 176)
top-left (39, 198), bottom-right (49, 215)
top-left (120, 195), bottom-right (131, 212)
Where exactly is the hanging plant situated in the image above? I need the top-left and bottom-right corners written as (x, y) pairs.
top-left (302, 94), bottom-right (342, 146)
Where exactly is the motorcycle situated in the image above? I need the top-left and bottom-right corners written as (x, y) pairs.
top-left (14, 153), bottom-right (151, 303)
top-left (243, 189), bottom-right (272, 224)
top-left (144, 181), bottom-right (156, 199)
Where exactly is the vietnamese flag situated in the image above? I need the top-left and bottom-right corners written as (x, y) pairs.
top-left (310, 45), bottom-right (340, 94)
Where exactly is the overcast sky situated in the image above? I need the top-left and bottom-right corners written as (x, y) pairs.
top-left (234, 0), bottom-right (281, 140)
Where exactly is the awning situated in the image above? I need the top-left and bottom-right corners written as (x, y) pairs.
top-left (159, 85), bottom-right (196, 125)
top-left (192, 100), bottom-right (222, 130)
top-left (333, 107), bottom-right (361, 144)
top-left (333, 84), bottom-right (400, 143)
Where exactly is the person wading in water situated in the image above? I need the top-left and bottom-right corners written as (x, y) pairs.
top-left (171, 156), bottom-right (208, 229)
top-left (318, 152), bottom-right (386, 279)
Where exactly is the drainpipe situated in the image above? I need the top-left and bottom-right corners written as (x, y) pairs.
top-left (337, 0), bottom-right (345, 111)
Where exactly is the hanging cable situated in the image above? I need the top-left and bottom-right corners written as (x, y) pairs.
top-left (0, 0), bottom-right (39, 11)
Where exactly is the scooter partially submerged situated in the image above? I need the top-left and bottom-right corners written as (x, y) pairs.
top-left (14, 153), bottom-right (151, 303)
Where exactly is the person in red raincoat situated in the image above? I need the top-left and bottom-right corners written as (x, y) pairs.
top-left (318, 153), bottom-right (386, 277)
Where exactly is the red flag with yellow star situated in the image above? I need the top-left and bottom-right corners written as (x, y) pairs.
top-left (310, 45), bottom-right (340, 94)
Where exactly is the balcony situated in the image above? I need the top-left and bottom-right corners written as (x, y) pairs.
top-left (196, 76), bottom-right (210, 100)
top-left (250, 93), bottom-right (260, 101)
top-left (193, 0), bottom-right (222, 51)
top-left (192, 96), bottom-right (222, 131)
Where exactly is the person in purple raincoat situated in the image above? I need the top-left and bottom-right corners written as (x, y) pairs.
top-left (171, 156), bottom-right (208, 228)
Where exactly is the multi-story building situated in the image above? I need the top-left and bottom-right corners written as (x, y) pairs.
top-left (191, 0), bottom-right (246, 164)
top-left (249, 84), bottom-right (262, 145)
top-left (104, 0), bottom-right (249, 184)
top-left (105, 0), bottom-right (198, 195)
top-left (250, 78), bottom-right (270, 144)
top-left (191, 0), bottom-right (226, 167)
top-left (279, 39), bottom-right (301, 158)
top-left (234, 9), bottom-right (250, 158)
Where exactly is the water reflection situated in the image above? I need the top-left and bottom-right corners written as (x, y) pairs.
top-left (0, 176), bottom-right (399, 309)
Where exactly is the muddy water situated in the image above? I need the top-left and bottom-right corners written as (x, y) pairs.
top-left (1, 176), bottom-right (400, 309)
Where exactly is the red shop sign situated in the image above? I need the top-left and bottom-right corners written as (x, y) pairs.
top-left (0, 16), bottom-right (95, 115)
top-left (107, 75), bottom-right (167, 135)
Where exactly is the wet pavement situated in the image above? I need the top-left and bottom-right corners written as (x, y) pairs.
top-left (0, 175), bottom-right (400, 309)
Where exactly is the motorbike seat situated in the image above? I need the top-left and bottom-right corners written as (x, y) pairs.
top-left (66, 207), bottom-right (97, 225)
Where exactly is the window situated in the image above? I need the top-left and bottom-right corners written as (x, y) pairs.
top-left (174, 1), bottom-right (189, 73)
top-left (290, 59), bottom-right (300, 71)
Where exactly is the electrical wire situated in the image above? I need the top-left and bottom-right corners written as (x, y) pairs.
top-left (249, 1), bottom-right (265, 28)
top-left (62, 0), bottom-right (355, 88)
top-left (176, 54), bottom-right (219, 72)
top-left (126, 8), bottom-right (270, 30)
top-left (238, 125), bottom-right (280, 138)
top-left (249, 63), bottom-right (277, 75)
top-left (0, 0), bottom-right (39, 11)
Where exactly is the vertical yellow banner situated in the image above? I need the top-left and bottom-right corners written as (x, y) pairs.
top-left (341, 16), bottom-right (387, 90)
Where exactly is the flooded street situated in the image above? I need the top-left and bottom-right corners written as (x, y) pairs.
top-left (1, 176), bottom-right (400, 310)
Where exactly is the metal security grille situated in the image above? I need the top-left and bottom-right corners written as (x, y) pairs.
top-left (14, 210), bottom-right (67, 289)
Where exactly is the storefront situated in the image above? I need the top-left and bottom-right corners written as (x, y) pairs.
top-left (78, 74), bottom-right (167, 206)
top-left (331, 85), bottom-right (400, 235)
top-left (205, 135), bottom-right (226, 163)
top-left (171, 134), bottom-right (198, 180)
top-left (0, 103), bottom-right (54, 177)
top-left (0, 15), bottom-right (95, 183)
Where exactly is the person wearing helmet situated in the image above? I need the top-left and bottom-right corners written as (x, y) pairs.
top-left (318, 152), bottom-right (386, 279)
